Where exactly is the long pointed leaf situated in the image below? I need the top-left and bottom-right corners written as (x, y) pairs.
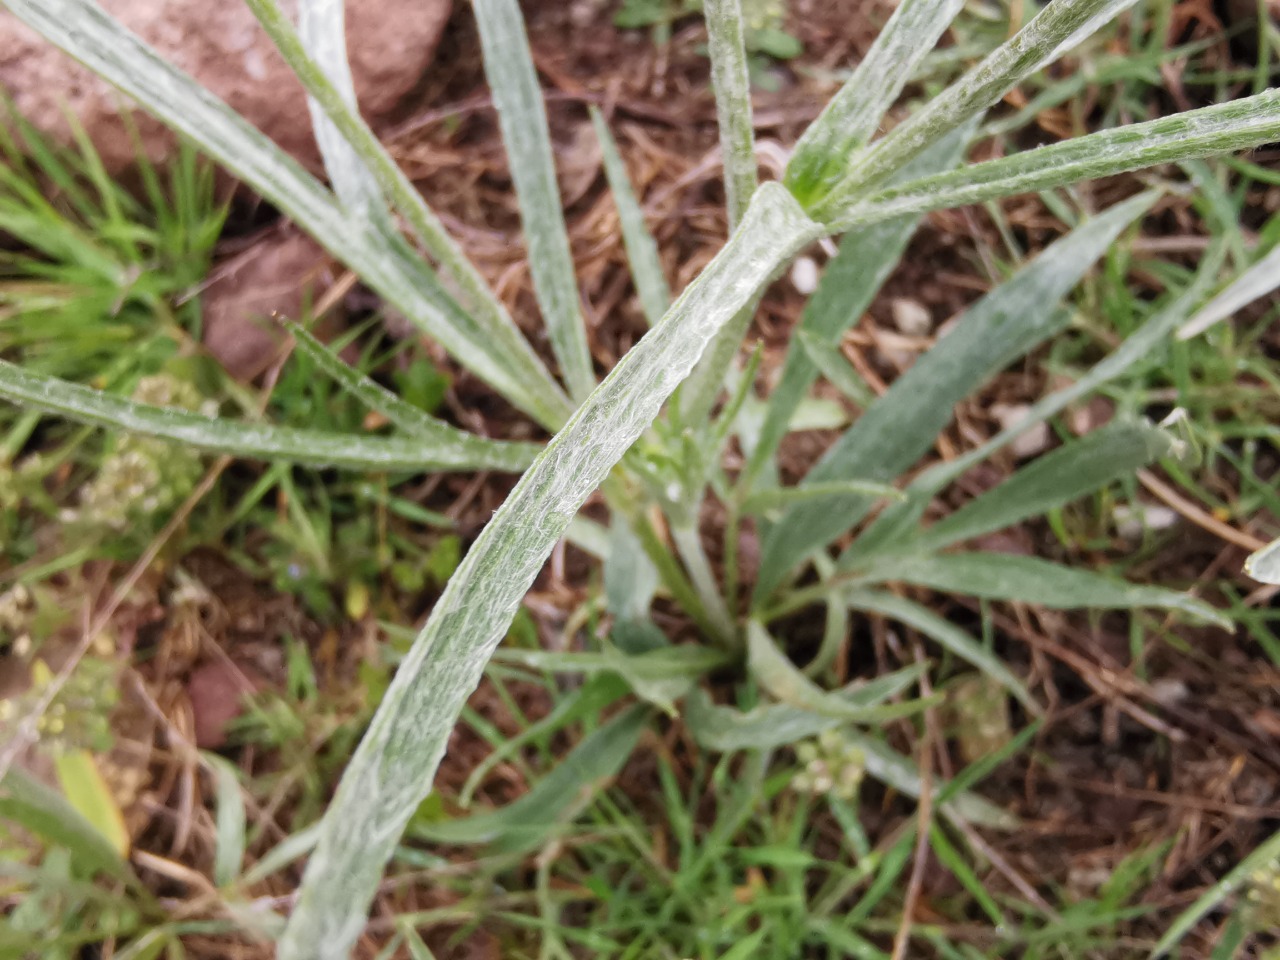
top-left (786, 0), bottom-right (966, 203)
top-left (1245, 536), bottom-right (1280, 585)
top-left (746, 126), bottom-right (974, 485)
top-left (278, 182), bottom-right (821, 960)
top-left (859, 552), bottom-right (1230, 628)
top-left (284, 320), bottom-right (495, 447)
top-left (473, 0), bottom-right (595, 399)
top-left (703, 0), bottom-right (757, 228)
top-left (4, 0), bottom-right (568, 429)
top-left (590, 109), bottom-right (671, 328)
top-left (844, 245), bottom-right (1228, 565)
top-left (811, 0), bottom-right (1142, 218)
top-left (410, 704), bottom-right (648, 854)
top-left (753, 192), bottom-right (1155, 602)
top-left (747, 621), bottom-right (932, 722)
top-left (831, 89), bottom-right (1280, 231)
top-left (0, 359), bottom-right (539, 473)
top-left (844, 590), bottom-right (1036, 710)
top-left (1178, 239), bottom-right (1280, 339)
top-left (911, 420), bottom-right (1174, 554)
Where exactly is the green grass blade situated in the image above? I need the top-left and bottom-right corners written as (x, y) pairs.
top-left (473, 0), bottom-right (595, 400)
top-left (830, 89), bottom-right (1280, 231)
top-left (590, 108), bottom-right (671, 328)
top-left (746, 126), bottom-right (973, 485)
top-left (1151, 826), bottom-right (1280, 957)
top-left (3, 0), bottom-right (568, 429)
top-left (753, 192), bottom-right (1154, 603)
top-left (703, 0), bottom-right (757, 229)
top-left (747, 621), bottom-right (934, 722)
top-left (277, 182), bottom-right (820, 960)
top-left (844, 590), bottom-right (1036, 711)
top-left (1178, 239), bottom-right (1280, 339)
top-left (742, 480), bottom-right (904, 514)
top-left (860, 552), bottom-right (1231, 628)
top-left (242, 0), bottom-right (571, 428)
top-left (786, 0), bottom-right (965, 204)
top-left (411, 704), bottom-right (648, 854)
top-left (810, 0), bottom-right (1141, 219)
top-left (0, 359), bottom-right (540, 473)
top-left (911, 420), bottom-right (1174, 554)
top-left (284, 320), bottom-right (513, 453)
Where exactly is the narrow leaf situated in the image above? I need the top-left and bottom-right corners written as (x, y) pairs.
top-left (703, 0), bottom-right (757, 228)
top-left (473, 0), bottom-right (595, 399)
top-left (831, 89), bottom-right (1280, 231)
top-left (845, 590), bottom-right (1036, 711)
top-left (742, 480), bottom-right (904, 515)
top-left (812, 0), bottom-right (1142, 218)
top-left (296, 0), bottom-right (385, 218)
top-left (1151, 826), bottom-right (1280, 957)
top-left (51, 748), bottom-right (130, 859)
top-left (1245, 536), bottom-right (1280, 585)
top-left (0, 765), bottom-right (130, 878)
top-left (845, 245), bottom-right (1228, 564)
top-left (1178, 240), bottom-right (1280, 339)
top-left (205, 754), bottom-right (247, 888)
top-left (748, 125), bottom-right (974, 484)
top-left (911, 420), bottom-right (1174, 554)
top-left (684, 693), bottom-right (1016, 829)
top-left (0, 359), bottom-right (540, 473)
top-left (590, 109), bottom-right (671, 328)
top-left (786, 0), bottom-right (966, 203)
top-left (860, 552), bottom-right (1231, 628)
top-left (279, 183), bottom-right (820, 960)
top-left (7, 0), bottom-right (569, 428)
top-left (754, 193), bottom-right (1154, 602)
top-left (285, 321), bottom-right (504, 451)
top-left (747, 621), bottom-right (933, 722)
top-left (409, 704), bottom-right (648, 853)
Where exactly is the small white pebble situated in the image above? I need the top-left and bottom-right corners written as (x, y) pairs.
top-left (890, 297), bottom-right (932, 336)
top-left (992, 403), bottom-right (1050, 459)
top-left (1150, 678), bottom-right (1189, 706)
top-left (1114, 503), bottom-right (1179, 539)
top-left (790, 256), bottom-right (820, 295)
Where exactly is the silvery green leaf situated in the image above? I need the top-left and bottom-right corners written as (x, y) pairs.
top-left (812, 0), bottom-right (1143, 218)
top-left (0, 359), bottom-right (540, 473)
top-left (786, 0), bottom-right (966, 203)
top-left (278, 183), bottom-right (821, 960)
top-left (590, 108), bottom-right (671, 328)
top-left (1178, 240), bottom-right (1280, 340)
top-left (1244, 537), bottom-right (1280, 585)
top-left (844, 590), bottom-right (1036, 711)
top-left (846, 245), bottom-right (1227, 565)
top-left (473, 0), bottom-right (595, 399)
top-left (753, 193), bottom-right (1154, 602)
top-left (859, 552), bottom-right (1230, 629)
top-left (830, 89), bottom-right (1280, 231)
top-left (747, 125), bottom-right (974, 485)
top-left (205, 754), bottom-right (247, 888)
top-left (9, 0), bottom-right (569, 429)
top-left (747, 622), bottom-right (933, 722)
top-left (409, 705), bottom-right (648, 854)
top-left (703, 0), bottom-right (757, 228)
top-left (909, 420), bottom-right (1175, 555)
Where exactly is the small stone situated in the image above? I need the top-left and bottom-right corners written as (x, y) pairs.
top-left (992, 403), bottom-right (1050, 459)
top-left (0, 0), bottom-right (453, 174)
top-left (790, 256), bottom-right (820, 295)
top-left (890, 297), bottom-right (932, 336)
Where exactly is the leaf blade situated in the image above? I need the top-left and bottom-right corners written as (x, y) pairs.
top-left (473, 0), bottom-right (595, 399)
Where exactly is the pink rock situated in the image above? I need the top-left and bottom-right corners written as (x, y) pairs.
top-left (0, 0), bottom-right (452, 174)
